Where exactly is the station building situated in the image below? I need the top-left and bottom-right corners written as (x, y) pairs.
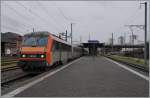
top-left (1, 32), bottom-right (22, 56)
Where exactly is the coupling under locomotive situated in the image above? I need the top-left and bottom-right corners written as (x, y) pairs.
top-left (17, 31), bottom-right (83, 72)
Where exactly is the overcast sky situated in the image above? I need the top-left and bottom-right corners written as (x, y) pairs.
top-left (1, 1), bottom-right (149, 44)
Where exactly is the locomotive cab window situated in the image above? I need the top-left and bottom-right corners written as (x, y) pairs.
top-left (37, 37), bottom-right (48, 46)
top-left (22, 36), bottom-right (48, 46)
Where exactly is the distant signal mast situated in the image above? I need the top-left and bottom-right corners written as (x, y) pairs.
top-left (124, 24), bottom-right (144, 45)
top-left (125, 25), bottom-right (145, 30)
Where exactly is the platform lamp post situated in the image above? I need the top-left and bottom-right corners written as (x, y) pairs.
top-left (140, 2), bottom-right (148, 66)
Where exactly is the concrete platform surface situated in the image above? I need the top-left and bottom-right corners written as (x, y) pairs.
top-left (15, 56), bottom-right (149, 97)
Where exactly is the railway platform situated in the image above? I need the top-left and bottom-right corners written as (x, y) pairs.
top-left (5, 56), bottom-right (149, 97)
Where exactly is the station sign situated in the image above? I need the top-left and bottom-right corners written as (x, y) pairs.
top-left (88, 40), bottom-right (99, 43)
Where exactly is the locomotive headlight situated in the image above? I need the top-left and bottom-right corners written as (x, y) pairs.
top-left (41, 54), bottom-right (44, 58)
top-left (22, 54), bottom-right (26, 58)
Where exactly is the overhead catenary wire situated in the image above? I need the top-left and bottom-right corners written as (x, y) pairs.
top-left (54, 1), bottom-right (75, 26)
top-left (3, 2), bottom-right (42, 33)
top-left (113, 6), bottom-right (144, 44)
top-left (15, 1), bottom-right (61, 32)
top-left (2, 16), bottom-right (30, 33)
top-left (55, 4), bottom-right (77, 40)
top-left (2, 24), bottom-right (25, 34)
top-left (58, 7), bottom-right (69, 21)
top-left (15, 1), bottom-right (43, 31)
top-left (125, 7), bottom-right (144, 26)
top-left (115, 6), bottom-right (143, 33)
top-left (3, 2), bottom-right (33, 30)
top-left (57, 7), bottom-right (76, 24)
top-left (57, 6), bottom-right (76, 22)
top-left (16, 2), bottom-right (51, 27)
top-left (36, 1), bottom-right (66, 31)
top-left (3, 2), bottom-right (30, 22)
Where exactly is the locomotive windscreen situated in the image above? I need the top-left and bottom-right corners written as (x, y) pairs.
top-left (22, 35), bottom-right (48, 46)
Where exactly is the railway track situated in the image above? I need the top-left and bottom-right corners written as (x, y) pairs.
top-left (1, 57), bottom-right (19, 72)
top-left (1, 66), bottom-right (20, 72)
top-left (1, 73), bottom-right (30, 86)
top-left (105, 56), bottom-right (149, 73)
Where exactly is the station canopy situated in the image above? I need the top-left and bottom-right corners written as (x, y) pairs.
top-left (83, 40), bottom-right (104, 48)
